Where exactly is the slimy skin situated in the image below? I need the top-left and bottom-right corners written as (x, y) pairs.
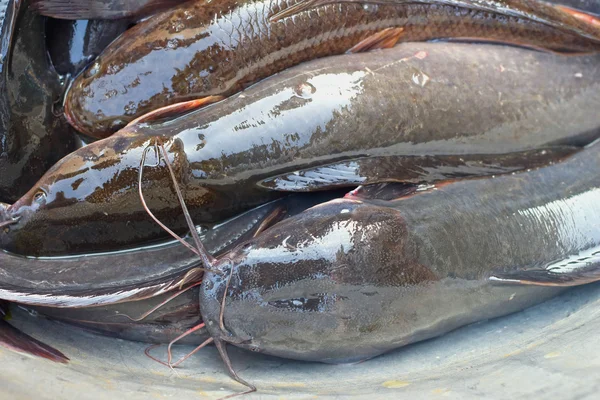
top-left (199, 143), bottom-right (600, 363)
top-left (3, 43), bottom-right (600, 256)
top-left (64, 0), bottom-right (600, 138)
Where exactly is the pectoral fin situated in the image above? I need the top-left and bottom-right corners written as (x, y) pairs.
top-left (555, 5), bottom-right (600, 27)
top-left (0, 319), bottom-right (69, 363)
top-left (490, 247), bottom-right (600, 287)
top-left (126, 96), bottom-right (225, 128)
top-left (258, 147), bottom-right (578, 192)
top-left (347, 28), bottom-right (405, 53)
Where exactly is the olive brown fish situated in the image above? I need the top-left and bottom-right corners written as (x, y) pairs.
top-left (195, 141), bottom-right (600, 394)
top-left (63, 0), bottom-right (600, 138)
top-left (2, 43), bottom-right (599, 256)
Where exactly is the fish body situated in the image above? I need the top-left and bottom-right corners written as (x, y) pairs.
top-left (199, 142), bottom-right (600, 363)
top-left (2, 43), bottom-right (599, 256)
top-left (0, 192), bottom-right (340, 307)
top-left (0, 0), bottom-right (78, 203)
top-left (46, 18), bottom-right (129, 77)
top-left (63, 0), bottom-right (600, 138)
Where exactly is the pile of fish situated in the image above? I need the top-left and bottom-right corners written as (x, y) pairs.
top-left (1, 0), bottom-right (600, 396)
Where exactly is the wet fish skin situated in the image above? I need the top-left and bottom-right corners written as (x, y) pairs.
top-left (0, 0), bottom-right (78, 203)
top-left (46, 18), bottom-right (129, 77)
top-left (3, 42), bottom-right (600, 256)
top-left (1, 192), bottom-right (342, 347)
top-left (199, 143), bottom-right (600, 364)
top-left (0, 191), bottom-right (342, 308)
top-left (64, 0), bottom-right (600, 139)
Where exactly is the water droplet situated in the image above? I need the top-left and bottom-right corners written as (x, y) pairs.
top-left (411, 71), bottom-right (430, 87)
top-left (167, 39), bottom-right (180, 49)
top-left (171, 20), bottom-right (185, 32)
top-left (294, 82), bottom-right (316, 98)
top-left (362, 3), bottom-right (378, 12)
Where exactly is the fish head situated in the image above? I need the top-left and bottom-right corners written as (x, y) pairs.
top-left (63, 9), bottom-right (189, 140)
top-left (199, 197), bottom-right (438, 362)
top-left (0, 133), bottom-right (158, 255)
top-left (64, 56), bottom-right (132, 139)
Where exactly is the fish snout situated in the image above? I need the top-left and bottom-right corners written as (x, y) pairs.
top-left (64, 88), bottom-right (95, 138)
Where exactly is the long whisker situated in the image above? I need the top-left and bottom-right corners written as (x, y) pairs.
top-left (167, 322), bottom-right (206, 368)
top-left (0, 219), bottom-right (19, 229)
top-left (171, 337), bottom-right (214, 368)
top-left (159, 142), bottom-right (218, 271)
top-left (214, 340), bottom-right (257, 399)
top-left (138, 143), bottom-right (202, 257)
top-left (144, 344), bottom-right (170, 367)
top-left (116, 280), bottom-right (203, 322)
top-left (219, 261), bottom-right (235, 332)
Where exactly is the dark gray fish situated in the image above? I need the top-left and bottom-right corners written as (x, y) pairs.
top-left (2, 42), bottom-right (598, 256)
top-left (0, 191), bottom-right (341, 308)
top-left (195, 141), bottom-right (600, 393)
top-left (0, 0), bottom-right (78, 203)
top-left (46, 18), bottom-right (129, 76)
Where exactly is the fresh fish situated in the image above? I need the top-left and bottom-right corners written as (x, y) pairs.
top-left (0, 191), bottom-right (341, 307)
top-left (196, 141), bottom-right (600, 394)
top-left (2, 42), bottom-right (598, 256)
top-left (30, 0), bottom-right (188, 20)
top-left (62, 0), bottom-right (600, 138)
top-left (46, 18), bottom-right (129, 77)
top-left (0, 0), bottom-right (78, 203)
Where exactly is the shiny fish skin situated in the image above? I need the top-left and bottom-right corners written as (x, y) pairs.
top-left (198, 142), bottom-right (600, 363)
top-left (0, 192), bottom-right (339, 307)
top-left (64, 0), bottom-right (600, 138)
top-left (3, 42), bottom-right (600, 256)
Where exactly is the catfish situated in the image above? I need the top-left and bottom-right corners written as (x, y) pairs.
top-left (191, 141), bottom-right (600, 396)
top-left (2, 42), bottom-right (599, 256)
top-left (62, 0), bottom-right (600, 138)
top-left (0, 192), bottom-right (342, 307)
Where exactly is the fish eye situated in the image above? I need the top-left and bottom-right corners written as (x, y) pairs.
top-left (33, 190), bottom-right (47, 204)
